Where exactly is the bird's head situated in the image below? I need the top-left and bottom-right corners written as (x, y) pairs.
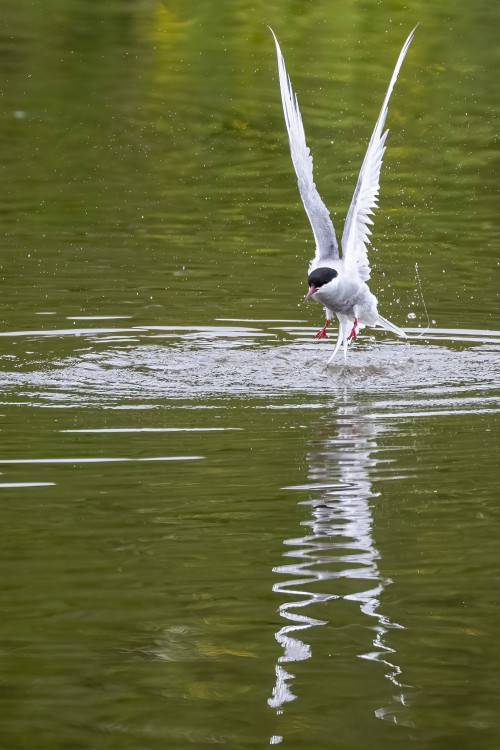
top-left (305, 267), bottom-right (338, 299)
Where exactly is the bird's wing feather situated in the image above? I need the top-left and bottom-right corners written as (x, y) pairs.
top-left (270, 28), bottom-right (339, 266)
top-left (341, 26), bottom-right (417, 281)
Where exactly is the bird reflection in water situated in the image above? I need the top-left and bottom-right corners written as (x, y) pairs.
top-left (268, 402), bottom-right (410, 740)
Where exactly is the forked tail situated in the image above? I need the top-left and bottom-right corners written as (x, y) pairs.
top-left (377, 314), bottom-right (407, 338)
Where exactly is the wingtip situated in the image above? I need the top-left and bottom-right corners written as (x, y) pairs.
top-left (406, 23), bottom-right (419, 46)
top-left (268, 26), bottom-right (281, 55)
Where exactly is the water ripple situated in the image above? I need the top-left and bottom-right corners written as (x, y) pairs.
top-left (0, 324), bottom-right (497, 411)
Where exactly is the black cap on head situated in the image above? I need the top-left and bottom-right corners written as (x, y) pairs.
top-left (308, 267), bottom-right (338, 288)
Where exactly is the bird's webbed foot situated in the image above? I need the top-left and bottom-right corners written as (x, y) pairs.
top-left (315, 319), bottom-right (330, 339)
top-left (347, 318), bottom-right (359, 341)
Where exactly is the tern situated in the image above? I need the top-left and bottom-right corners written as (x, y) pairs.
top-left (270, 26), bottom-right (417, 362)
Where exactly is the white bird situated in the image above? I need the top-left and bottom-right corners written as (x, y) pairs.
top-left (270, 26), bottom-right (417, 362)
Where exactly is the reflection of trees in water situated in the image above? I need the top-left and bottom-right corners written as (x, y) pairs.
top-left (268, 404), bottom-right (410, 736)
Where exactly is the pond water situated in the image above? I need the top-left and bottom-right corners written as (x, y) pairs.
top-left (0, 2), bottom-right (499, 749)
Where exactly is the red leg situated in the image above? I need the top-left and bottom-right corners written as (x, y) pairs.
top-left (347, 318), bottom-right (358, 341)
top-left (315, 319), bottom-right (330, 339)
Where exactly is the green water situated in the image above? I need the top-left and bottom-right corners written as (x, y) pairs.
top-left (0, 2), bottom-right (499, 749)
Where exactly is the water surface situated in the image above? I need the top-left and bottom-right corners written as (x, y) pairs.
top-left (0, 2), bottom-right (499, 749)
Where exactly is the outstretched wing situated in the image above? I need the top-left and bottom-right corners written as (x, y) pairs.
top-left (270, 28), bottom-right (339, 265)
top-left (341, 26), bottom-right (417, 281)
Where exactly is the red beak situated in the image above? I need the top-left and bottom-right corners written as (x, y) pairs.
top-left (305, 287), bottom-right (318, 300)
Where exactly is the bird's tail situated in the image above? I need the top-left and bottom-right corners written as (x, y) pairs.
top-left (376, 314), bottom-right (407, 338)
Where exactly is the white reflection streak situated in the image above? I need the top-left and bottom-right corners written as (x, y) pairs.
top-left (268, 403), bottom-right (407, 726)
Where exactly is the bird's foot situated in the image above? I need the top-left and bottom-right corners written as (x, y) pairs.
top-left (347, 318), bottom-right (358, 341)
top-left (315, 320), bottom-right (330, 339)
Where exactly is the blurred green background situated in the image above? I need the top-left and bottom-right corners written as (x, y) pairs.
top-left (0, 0), bottom-right (498, 332)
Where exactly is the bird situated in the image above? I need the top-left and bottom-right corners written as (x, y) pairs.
top-left (270, 26), bottom-right (417, 363)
